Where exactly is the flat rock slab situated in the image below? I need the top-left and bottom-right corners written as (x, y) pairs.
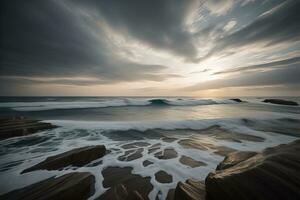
top-left (121, 142), bottom-right (151, 149)
top-left (22, 145), bottom-right (106, 173)
top-left (118, 148), bottom-right (143, 161)
top-left (174, 179), bottom-right (206, 200)
top-left (0, 117), bottom-right (57, 140)
top-left (206, 139), bottom-right (300, 200)
top-left (155, 170), bottom-right (173, 183)
top-left (0, 172), bottom-right (95, 200)
top-left (154, 148), bottom-right (178, 159)
top-left (179, 155), bottom-right (206, 168)
top-left (178, 138), bottom-right (235, 156)
top-left (100, 166), bottom-right (153, 200)
top-left (263, 99), bottom-right (299, 106)
top-left (143, 160), bottom-right (153, 167)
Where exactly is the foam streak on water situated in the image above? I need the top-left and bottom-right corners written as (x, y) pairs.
top-left (0, 97), bottom-right (299, 199)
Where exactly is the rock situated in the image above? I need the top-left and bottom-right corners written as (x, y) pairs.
top-left (230, 98), bottom-right (243, 102)
top-left (155, 170), bottom-right (173, 183)
top-left (22, 145), bottom-right (106, 173)
top-left (206, 140), bottom-right (300, 200)
top-left (143, 160), bottom-right (153, 167)
top-left (0, 117), bottom-right (57, 140)
top-left (98, 166), bottom-right (153, 200)
top-left (263, 99), bottom-right (298, 106)
top-left (174, 179), bottom-right (206, 200)
top-left (154, 148), bottom-right (178, 159)
top-left (179, 155), bottom-right (206, 168)
top-left (121, 142), bottom-right (151, 149)
top-left (216, 151), bottom-right (257, 170)
top-left (118, 148), bottom-right (143, 161)
top-left (98, 183), bottom-right (145, 200)
top-left (0, 172), bottom-right (95, 200)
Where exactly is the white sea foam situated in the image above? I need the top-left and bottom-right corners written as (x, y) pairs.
top-left (0, 116), bottom-right (298, 199)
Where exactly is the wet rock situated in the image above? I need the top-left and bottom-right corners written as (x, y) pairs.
top-left (143, 160), bottom-right (153, 167)
top-left (118, 148), bottom-right (143, 161)
top-left (263, 99), bottom-right (298, 106)
top-left (179, 155), bottom-right (206, 168)
top-left (230, 98), bottom-right (243, 102)
top-left (154, 148), bottom-right (178, 159)
top-left (161, 137), bottom-right (177, 143)
top-left (99, 166), bottom-right (153, 200)
top-left (22, 145), bottom-right (106, 173)
top-left (121, 142), bottom-right (151, 149)
top-left (148, 143), bottom-right (161, 154)
top-left (216, 151), bottom-right (257, 170)
top-left (0, 172), bottom-right (95, 200)
top-left (166, 189), bottom-right (175, 200)
top-left (98, 183), bottom-right (144, 200)
top-left (178, 138), bottom-right (235, 156)
top-left (174, 179), bottom-right (205, 200)
top-left (0, 117), bottom-right (57, 140)
top-left (206, 140), bottom-right (300, 200)
top-left (155, 170), bottom-right (173, 183)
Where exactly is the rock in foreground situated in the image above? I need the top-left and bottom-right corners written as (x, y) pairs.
top-left (206, 140), bottom-right (300, 200)
top-left (0, 172), bottom-right (95, 200)
top-left (174, 179), bottom-right (206, 200)
top-left (22, 145), bottom-right (106, 173)
top-left (0, 117), bottom-right (56, 140)
top-left (263, 99), bottom-right (298, 106)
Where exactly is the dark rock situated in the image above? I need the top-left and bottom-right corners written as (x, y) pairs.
top-left (22, 145), bottom-right (106, 173)
top-left (230, 98), bottom-right (243, 102)
top-left (166, 189), bottom-right (175, 200)
top-left (179, 155), bottom-right (206, 168)
top-left (121, 142), bottom-right (151, 149)
top-left (206, 140), bottom-right (300, 200)
top-left (216, 151), bottom-right (257, 170)
top-left (155, 170), bottom-right (173, 183)
top-left (174, 179), bottom-right (206, 200)
top-left (0, 117), bottom-right (57, 140)
top-left (263, 99), bottom-right (298, 106)
top-left (154, 148), bottom-right (178, 159)
top-left (143, 160), bottom-right (153, 167)
top-left (178, 138), bottom-right (235, 156)
top-left (99, 166), bottom-right (153, 200)
top-left (118, 148), bottom-right (143, 161)
top-left (0, 172), bottom-right (95, 200)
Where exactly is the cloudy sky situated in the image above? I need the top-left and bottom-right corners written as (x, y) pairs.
top-left (1, 0), bottom-right (300, 96)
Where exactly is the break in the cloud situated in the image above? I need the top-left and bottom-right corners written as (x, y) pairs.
top-left (185, 56), bottom-right (300, 91)
top-left (0, 0), bottom-right (300, 96)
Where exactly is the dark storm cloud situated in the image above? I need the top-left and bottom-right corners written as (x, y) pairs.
top-left (200, 0), bottom-right (300, 61)
top-left (0, 0), bottom-right (175, 84)
top-left (185, 60), bottom-right (300, 91)
top-left (73, 0), bottom-right (200, 61)
top-left (214, 56), bottom-right (300, 75)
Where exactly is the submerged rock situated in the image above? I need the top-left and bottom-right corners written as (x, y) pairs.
top-left (0, 172), bottom-right (95, 200)
top-left (99, 166), bottom-right (153, 200)
top-left (155, 170), bottom-right (173, 183)
top-left (98, 183), bottom-right (144, 200)
top-left (179, 155), bottom-right (206, 168)
top-left (174, 179), bottom-right (206, 200)
top-left (263, 99), bottom-right (298, 106)
top-left (22, 145), bottom-right (106, 173)
top-left (230, 98), bottom-right (243, 103)
top-left (206, 140), bottom-right (300, 200)
top-left (0, 117), bottom-right (56, 140)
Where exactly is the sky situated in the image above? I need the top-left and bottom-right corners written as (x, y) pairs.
top-left (1, 0), bottom-right (300, 96)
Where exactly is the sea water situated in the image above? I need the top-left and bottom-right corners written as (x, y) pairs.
top-left (0, 96), bottom-right (299, 199)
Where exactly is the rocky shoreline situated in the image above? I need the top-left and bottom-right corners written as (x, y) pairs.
top-left (0, 117), bottom-right (299, 200)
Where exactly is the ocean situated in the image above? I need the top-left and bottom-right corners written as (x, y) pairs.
top-left (0, 96), bottom-right (299, 199)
